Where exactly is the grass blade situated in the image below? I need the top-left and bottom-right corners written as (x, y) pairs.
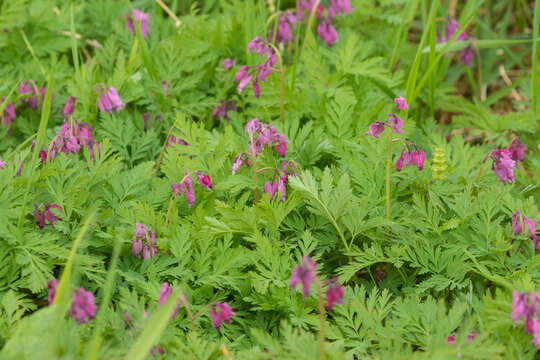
top-left (531, 0), bottom-right (540, 114)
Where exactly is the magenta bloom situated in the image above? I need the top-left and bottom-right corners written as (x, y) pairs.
top-left (222, 58), bottom-right (236, 70)
top-left (365, 121), bottom-right (385, 138)
top-left (447, 335), bottom-right (456, 345)
top-left (19, 81), bottom-right (39, 109)
top-left (232, 153), bottom-right (250, 174)
top-left (209, 302), bottom-right (236, 330)
top-left (508, 138), bottom-right (525, 162)
top-left (168, 135), bottom-right (189, 147)
top-left (269, 15), bottom-right (294, 44)
top-left (0, 97), bottom-right (15, 127)
top-left (235, 37), bottom-right (278, 97)
top-left (512, 211), bottom-right (536, 237)
top-left (532, 318), bottom-right (540, 349)
top-left (69, 287), bottom-right (97, 324)
top-left (194, 171), bottom-right (213, 190)
top-left (212, 100), bottom-right (237, 121)
top-left (290, 256), bottom-right (317, 298)
top-left (396, 145), bottom-right (425, 172)
top-left (150, 346), bottom-right (164, 359)
top-left (47, 278), bottom-right (58, 305)
top-left (34, 203), bottom-right (63, 229)
top-left (394, 96), bottom-right (409, 110)
top-left (158, 282), bottom-right (180, 318)
top-left (317, 21), bottom-right (338, 46)
top-left (40, 120), bottom-right (100, 163)
top-left (325, 278), bottom-right (344, 311)
top-left (512, 291), bottom-right (532, 326)
top-left (126, 9), bottom-right (149, 39)
top-left (489, 149), bottom-right (515, 183)
top-left (62, 96), bottom-right (76, 118)
top-left (171, 172), bottom-right (196, 207)
top-left (98, 87), bottom-right (124, 114)
top-left (0, 157), bottom-right (6, 170)
top-left (132, 223), bottom-right (157, 260)
top-left (438, 18), bottom-right (475, 66)
top-left (387, 114), bottom-right (404, 133)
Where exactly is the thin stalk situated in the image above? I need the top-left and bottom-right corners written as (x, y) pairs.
top-left (164, 197), bottom-right (174, 226)
top-left (20, 29), bottom-right (46, 76)
top-left (299, 0), bottom-right (321, 59)
top-left (156, 0), bottom-right (182, 27)
top-left (249, 134), bottom-right (260, 203)
top-left (531, 0), bottom-right (540, 114)
top-left (474, 160), bottom-right (486, 185)
top-left (178, 296), bottom-right (196, 333)
top-left (290, 23), bottom-right (301, 90)
top-left (314, 277), bottom-right (326, 360)
top-left (385, 131), bottom-right (393, 221)
top-left (267, 42), bottom-right (285, 123)
top-left (155, 124), bottom-right (176, 174)
top-left (69, 4), bottom-right (80, 75)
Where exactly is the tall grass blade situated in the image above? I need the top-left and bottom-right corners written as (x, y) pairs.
top-left (531, 0), bottom-right (540, 114)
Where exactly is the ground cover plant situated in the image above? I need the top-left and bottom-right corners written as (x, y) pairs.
top-left (1, 0), bottom-right (540, 359)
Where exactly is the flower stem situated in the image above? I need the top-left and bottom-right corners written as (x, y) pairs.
top-left (164, 196), bottom-right (174, 227)
top-left (300, 0), bottom-right (321, 60)
top-left (155, 124), bottom-right (176, 174)
top-left (249, 135), bottom-right (260, 203)
top-left (474, 161), bottom-right (486, 185)
top-left (314, 276), bottom-right (326, 360)
top-left (266, 42), bottom-right (285, 124)
top-left (385, 130), bottom-right (393, 221)
top-left (178, 296), bottom-right (196, 334)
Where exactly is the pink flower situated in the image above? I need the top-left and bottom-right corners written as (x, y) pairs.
top-left (132, 223), bottom-right (157, 260)
top-left (212, 100), bottom-right (237, 121)
top-left (365, 121), bottom-right (386, 138)
top-left (327, 0), bottom-right (353, 21)
top-left (512, 291), bottom-right (531, 326)
top-left (209, 302), bottom-right (236, 330)
top-left (34, 203), bottom-right (63, 229)
top-left (394, 96), bottom-right (409, 110)
top-left (0, 97), bottom-right (15, 127)
top-left (290, 256), bottom-right (317, 298)
top-left (19, 81), bottom-right (39, 109)
top-left (126, 9), bottom-right (149, 39)
top-left (297, 0), bottom-right (318, 22)
top-left (317, 21), bottom-right (338, 46)
top-left (158, 282), bottom-right (180, 318)
top-left (171, 172), bottom-right (196, 207)
top-left (253, 81), bottom-right (261, 98)
top-left (447, 335), bottom-right (455, 345)
top-left (150, 346), bottom-right (164, 359)
top-left (508, 138), bottom-right (525, 162)
top-left (98, 87), bottom-right (124, 114)
top-left (47, 278), bottom-right (58, 305)
top-left (0, 157), bottom-right (6, 170)
top-left (387, 114), bottom-right (404, 133)
top-left (512, 211), bottom-right (536, 237)
top-left (325, 278), bottom-right (344, 311)
top-left (232, 153), bottom-right (250, 174)
top-left (246, 117), bottom-right (262, 136)
top-left (532, 318), bottom-right (540, 349)
top-left (168, 135), bottom-right (189, 147)
top-left (222, 58), bottom-right (236, 70)
top-left (489, 149), bottom-right (515, 184)
top-left (70, 287), bottom-right (97, 324)
top-left (194, 171), bottom-right (212, 189)
top-left (269, 16), bottom-right (294, 44)
top-left (396, 145), bottom-right (425, 172)
top-left (62, 96), bottom-right (76, 118)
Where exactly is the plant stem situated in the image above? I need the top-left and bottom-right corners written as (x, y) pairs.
top-left (155, 124), bottom-right (176, 174)
top-left (164, 197), bottom-right (174, 227)
top-left (299, 0), bottom-right (321, 59)
top-left (531, 0), bottom-right (540, 115)
top-left (474, 161), bottom-right (486, 185)
top-left (385, 130), bottom-right (393, 221)
top-left (249, 135), bottom-right (260, 203)
top-left (314, 277), bottom-right (326, 360)
top-left (178, 296), bottom-right (196, 334)
top-left (266, 42), bottom-right (285, 123)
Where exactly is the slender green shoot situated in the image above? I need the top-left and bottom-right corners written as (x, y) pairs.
top-left (531, 0), bottom-right (540, 114)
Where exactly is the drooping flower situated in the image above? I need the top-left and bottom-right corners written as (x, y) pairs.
top-left (47, 278), bottom-right (58, 305)
top-left (290, 256), bottom-right (317, 298)
top-left (194, 171), bottom-right (213, 189)
top-left (150, 346), bottom-right (164, 360)
top-left (508, 138), bottom-right (525, 162)
top-left (209, 302), bottom-right (236, 330)
top-left (168, 135), bottom-right (189, 147)
top-left (512, 211), bottom-right (536, 237)
top-left (396, 144), bottom-right (425, 172)
top-left (98, 87), bottom-right (124, 114)
top-left (171, 172), bottom-right (196, 207)
top-left (269, 15), bottom-right (295, 44)
top-left (158, 282), bottom-right (181, 318)
top-left (446, 335), bottom-right (456, 345)
top-left (132, 223), bottom-right (157, 260)
top-left (126, 9), bottom-right (149, 39)
top-left (34, 203), bottom-right (63, 229)
top-left (317, 21), bottom-right (338, 46)
top-left (222, 58), bottom-right (236, 70)
top-left (327, 0), bottom-right (353, 21)
top-left (387, 114), bottom-right (404, 134)
top-left (212, 100), bottom-right (237, 121)
top-left (69, 287), bottom-right (97, 324)
top-left (40, 120), bottom-right (100, 163)
top-left (297, 0), bottom-right (318, 22)
top-left (325, 278), bottom-right (345, 311)
top-left (437, 18), bottom-right (475, 66)
top-left (232, 153), bottom-right (250, 174)
top-left (394, 96), bottom-right (409, 110)
top-left (0, 97), bottom-right (16, 127)
top-left (512, 291), bottom-right (532, 326)
top-left (19, 81), bottom-right (39, 109)
top-left (235, 37), bottom-right (278, 97)
top-left (532, 318), bottom-right (540, 349)
top-left (0, 157), bottom-right (6, 170)
top-left (365, 121), bottom-right (386, 138)
top-left (62, 96), bottom-right (76, 118)
top-left (489, 149), bottom-right (515, 184)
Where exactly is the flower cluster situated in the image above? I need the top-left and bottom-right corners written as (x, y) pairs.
top-left (290, 256), bottom-right (345, 311)
top-left (18, 81), bottom-right (54, 109)
top-left (396, 143), bottom-right (425, 172)
top-left (269, 10), bottom-right (297, 45)
top-left (47, 278), bottom-right (97, 325)
top-left (98, 86), bottom-right (124, 114)
top-left (171, 170), bottom-right (212, 208)
top-left (212, 100), bottom-right (237, 121)
top-left (512, 291), bottom-right (540, 349)
top-left (512, 211), bottom-right (540, 251)
top-left (131, 223), bottom-right (157, 260)
top-left (209, 302), bottom-right (236, 330)
top-left (232, 118), bottom-right (287, 175)
top-left (264, 161), bottom-right (296, 202)
top-left (70, 287), bottom-right (98, 324)
top-left (34, 203), bottom-right (62, 229)
top-left (126, 9), bottom-right (149, 39)
top-left (221, 58), bottom-right (236, 70)
top-left (62, 96), bottom-right (76, 118)
top-left (315, 0), bottom-right (353, 46)
top-left (485, 138), bottom-right (525, 184)
top-left (39, 120), bottom-right (100, 163)
top-left (234, 37), bottom-right (277, 98)
top-left (437, 18), bottom-right (475, 66)
top-left (365, 97), bottom-right (408, 138)
top-left (1, 97), bottom-right (15, 127)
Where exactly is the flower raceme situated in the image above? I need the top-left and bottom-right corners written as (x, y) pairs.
top-left (39, 120), bottom-right (100, 163)
top-left (487, 149), bottom-right (516, 184)
top-left (126, 9), bottom-right (149, 39)
top-left (365, 97), bottom-right (407, 138)
top-left (396, 144), bottom-right (425, 172)
top-left (171, 170), bottom-right (213, 208)
top-left (512, 211), bottom-right (540, 251)
top-left (269, 11), bottom-right (296, 45)
top-left (18, 81), bottom-right (54, 109)
top-left (234, 37), bottom-right (277, 98)
top-left (70, 287), bottom-right (98, 324)
top-left (0, 97), bottom-right (15, 127)
top-left (34, 203), bottom-right (62, 229)
top-left (131, 223), bottom-right (157, 260)
top-left (209, 302), bottom-right (236, 330)
top-left (437, 18), bottom-right (475, 66)
top-left (98, 87), bottom-right (124, 114)
top-left (212, 100), bottom-right (237, 121)
top-left (264, 161), bottom-right (296, 202)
